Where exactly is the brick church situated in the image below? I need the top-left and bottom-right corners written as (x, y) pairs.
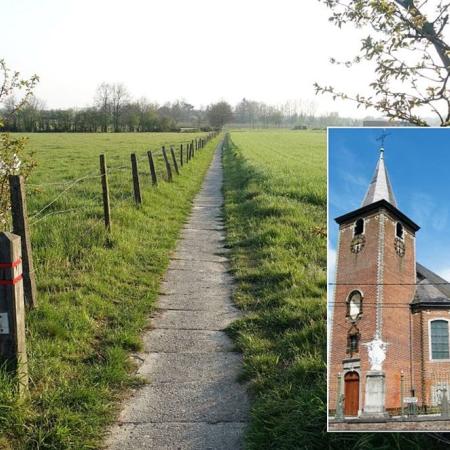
top-left (329, 148), bottom-right (450, 419)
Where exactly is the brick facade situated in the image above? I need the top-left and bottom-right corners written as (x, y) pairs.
top-left (329, 206), bottom-right (416, 414)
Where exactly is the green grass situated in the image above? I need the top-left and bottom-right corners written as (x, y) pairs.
top-left (222, 130), bottom-right (448, 450)
top-left (0, 132), bottom-right (219, 449)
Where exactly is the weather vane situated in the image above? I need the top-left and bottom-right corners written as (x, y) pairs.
top-left (376, 129), bottom-right (391, 150)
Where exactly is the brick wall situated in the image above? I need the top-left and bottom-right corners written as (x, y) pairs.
top-left (329, 207), bottom-right (416, 413)
top-left (421, 309), bottom-right (450, 407)
top-left (382, 210), bottom-right (416, 410)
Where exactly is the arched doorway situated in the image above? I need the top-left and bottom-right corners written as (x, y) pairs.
top-left (344, 371), bottom-right (359, 416)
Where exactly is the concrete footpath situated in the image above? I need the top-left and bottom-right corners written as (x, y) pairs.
top-left (106, 141), bottom-right (249, 449)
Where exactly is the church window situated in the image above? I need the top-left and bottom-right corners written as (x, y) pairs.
top-left (349, 334), bottom-right (359, 353)
top-left (346, 324), bottom-right (360, 356)
top-left (347, 291), bottom-right (362, 321)
top-left (430, 320), bottom-right (450, 360)
top-left (396, 222), bottom-right (404, 240)
top-left (354, 218), bottom-right (364, 236)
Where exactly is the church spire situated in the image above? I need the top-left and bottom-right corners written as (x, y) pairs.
top-left (361, 147), bottom-right (397, 207)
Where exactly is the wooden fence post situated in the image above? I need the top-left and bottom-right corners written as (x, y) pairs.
top-left (147, 150), bottom-right (157, 186)
top-left (170, 146), bottom-right (180, 175)
top-left (180, 144), bottom-right (183, 167)
top-left (162, 146), bottom-right (173, 182)
top-left (130, 153), bottom-right (142, 204)
top-left (99, 154), bottom-right (111, 231)
top-left (192, 140), bottom-right (195, 158)
top-left (0, 232), bottom-right (28, 395)
top-left (9, 176), bottom-right (37, 309)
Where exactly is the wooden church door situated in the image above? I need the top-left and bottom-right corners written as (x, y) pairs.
top-left (344, 371), bottom-right (359, 416)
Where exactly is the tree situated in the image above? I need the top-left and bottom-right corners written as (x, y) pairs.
top-left (315, 0), bottom-right (450, 126)
top-left (0, 59), bottom-right (37, 228)
top-left (94, 82), bottom-right (112, 132)
top-left (111, 83), bottom-right (130, 132)
top-left (206, 101), bottom-right (233, 128)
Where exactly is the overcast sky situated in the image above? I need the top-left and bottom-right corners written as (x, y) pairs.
top-left (1, 0), bottom-right (376, 115)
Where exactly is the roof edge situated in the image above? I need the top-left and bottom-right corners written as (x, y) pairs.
top-left (335, 199), bottom-right (420, 232)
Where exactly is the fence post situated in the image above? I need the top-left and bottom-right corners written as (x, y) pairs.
top-left (192, 140), bottom-right (195, 158)
top-left (0, 232), bottom-right (28, 396)
top-left (170, 146), bottom-right (180, 175)
top-left (162, 146), bottom-right (173, 182)
top-left (99, 154), bottom-right (111, 231)
top-left (147, 150), bottom-right (157, 186)
top-left (180, 144), bottom-right (183, 167)
top-left (9, 175), bottom-right (37, 309)
top-left (130, 153), bottom-right (142, 204)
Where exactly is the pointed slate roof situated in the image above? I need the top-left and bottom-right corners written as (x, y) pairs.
top-left (361, 149), bottom-right (397, 207)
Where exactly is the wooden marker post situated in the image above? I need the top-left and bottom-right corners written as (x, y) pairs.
top-left (180, 144), bottom-right (184, 167)
top-left (0, 232), bottom-right (28, 395)
top-left (147, 150), bottom-right (157, 185)
top-left (162, 146), bottom-right (173, 182)
top-left (170, 146), bottom-right (179, 175)
top-left (130, 153), bottom-right (142, 204)
top-left (99, 154), bottom-right (111, 231)
top-left (9, 176), bottom-right (37, 309)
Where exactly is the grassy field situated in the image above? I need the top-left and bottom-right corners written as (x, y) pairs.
top-left (222, 130), bottom-right (447, 450)
top-left (0, 132), bottom-right (219, 449)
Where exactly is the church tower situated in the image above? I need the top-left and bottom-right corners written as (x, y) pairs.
top-left (329, 148), bottom-right (420, 417)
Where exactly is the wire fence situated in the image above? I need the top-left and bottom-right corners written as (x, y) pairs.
top-left (21, 133), bottom-right (218, 233)
top-left (4, 132), bottom-right (219, 312)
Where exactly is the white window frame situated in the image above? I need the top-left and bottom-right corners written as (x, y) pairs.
top-left (428, 318), bottom-right (450, 362)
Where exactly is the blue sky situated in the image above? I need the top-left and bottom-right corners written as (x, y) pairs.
top-left (328, 127), bottom-right (450, 288)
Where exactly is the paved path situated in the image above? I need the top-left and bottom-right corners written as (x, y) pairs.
top-left (106, 141), bottom-right (249, 449)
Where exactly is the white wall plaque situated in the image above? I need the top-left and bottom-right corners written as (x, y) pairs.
top-left (0, 313), bottom-right (9, 334)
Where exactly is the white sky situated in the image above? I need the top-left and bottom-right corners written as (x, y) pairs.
top-left (1, 0), bottom-right (377, 116)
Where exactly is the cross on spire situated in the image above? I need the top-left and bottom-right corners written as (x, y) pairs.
top-left (376, 130), bottom-right (391, 150)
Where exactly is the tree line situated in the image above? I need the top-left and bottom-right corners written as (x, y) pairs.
top-left (0, 81), bottom-right (360, 132)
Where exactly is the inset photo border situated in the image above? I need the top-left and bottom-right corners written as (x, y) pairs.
top-left (327, 127), bottom-right (450, 432)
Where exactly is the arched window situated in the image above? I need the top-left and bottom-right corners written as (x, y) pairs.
top-left (430, 320), bottom-right (450, 360)
top-left (354, 218), bottom-right (364, 236)
top-left (396, 222), bottom-right (404, 240)
top-left (347, 291), bottom-right (363, 321)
